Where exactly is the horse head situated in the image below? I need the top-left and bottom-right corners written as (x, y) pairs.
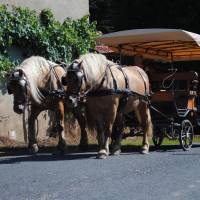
top-left (7, 69), bottom-right (29, 114)
top-left (62, 60), bottom-right (85, 107)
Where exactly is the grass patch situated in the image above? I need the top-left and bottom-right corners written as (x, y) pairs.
top-left (121, 135), bottom-right (200, 147)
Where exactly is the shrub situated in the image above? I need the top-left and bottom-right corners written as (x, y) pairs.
top-left (0, 5), bottom-right (98, 79)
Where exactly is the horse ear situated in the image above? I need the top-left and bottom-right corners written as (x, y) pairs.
top-left (13, 69), bottom-right (23, 78)
top-left (72, 61), bottom-right (83, 71)
top-left (18, 69), bottom-right (23, 77)
top-left (78, 61), bottom-right (83, 69)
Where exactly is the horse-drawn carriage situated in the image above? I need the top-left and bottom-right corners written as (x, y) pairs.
top-left (6, 29), bottom-right (200, 158)
top-left (96, 28), bottom-right (200, 151)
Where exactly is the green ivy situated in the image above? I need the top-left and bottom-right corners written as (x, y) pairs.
top-left (0, 5), bottom-right (98, 79)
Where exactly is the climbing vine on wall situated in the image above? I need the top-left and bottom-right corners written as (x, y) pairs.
top-left (0, 5), bottom-right (98, 79)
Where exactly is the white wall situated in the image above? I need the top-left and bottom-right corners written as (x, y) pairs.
top-left (0, 0), bottom-right (88, 142)
top-left (0, 0), bottom-right (89, 22)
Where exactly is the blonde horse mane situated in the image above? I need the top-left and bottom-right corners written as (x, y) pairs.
top-left (16, 56), bottom-right (56, 103)
top-left (76, 53), bottom-right (114, 87)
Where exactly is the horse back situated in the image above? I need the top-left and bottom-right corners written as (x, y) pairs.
top-left (111, 65), bottom-right (150, 96)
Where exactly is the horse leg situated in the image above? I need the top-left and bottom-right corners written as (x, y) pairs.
top-left (54, 101), bottom-right (67, 155)
top-left (96, 122), bottom-right (109, 159)
top-left (47, 111), bottom-right (58, 138)
top-left (97, 105), bottom-right (118, 159)
top-left (73, 107), bottom-right (88, 151)
top-left (28, 106), bottom-right (41, 154)
top-left (136, 102), bottom-right (153, 154)
top-left (110, 113), bottom-right (124, 155)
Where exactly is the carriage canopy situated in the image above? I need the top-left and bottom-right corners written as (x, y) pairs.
top-left (96, 29), bottom-right (200, 62)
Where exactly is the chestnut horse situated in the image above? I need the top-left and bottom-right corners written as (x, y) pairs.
top-left (7, 56), bottom-right (88, 154)
top-left (62, 53), bottom-right (153, 159)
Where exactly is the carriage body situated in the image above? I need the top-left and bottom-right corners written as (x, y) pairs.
top-left (96, 28), bottom-right (200, 151)
top-left (150, 71), bottom-right (198, 150)
top-left (120, 70), bottom-right (199, 150)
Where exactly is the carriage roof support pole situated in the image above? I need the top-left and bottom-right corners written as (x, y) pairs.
top-left (170, 52), bottom-right (174, 70)
top-left (169, 41), bottom-right (176, 71)
top-left (119, 44), bottom-right (122, 64)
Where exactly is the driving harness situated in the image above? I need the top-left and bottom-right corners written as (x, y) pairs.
top-left (82, 64), bottom-right (150, 113)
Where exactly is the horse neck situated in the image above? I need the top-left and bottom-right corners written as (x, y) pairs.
top-left (20, 60), bottom-right (52, 103)
top-left (83, 60), bottom-right (108, 91)
top-left (48, 65), bottom-right (65, 90)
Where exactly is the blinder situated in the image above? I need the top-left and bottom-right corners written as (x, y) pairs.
top-left (7, 69), bottom-right (27, 93)
top-left (62, 60), bottom-right (85, 93)
top-left (7, 69), bottom-right (29, 103)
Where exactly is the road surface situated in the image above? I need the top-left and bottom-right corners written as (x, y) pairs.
top-left (0, 145), bottom-right (200, 200)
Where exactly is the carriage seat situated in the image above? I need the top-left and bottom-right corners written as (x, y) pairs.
top-left (150, 71), bottom-right (198, 116)
top-left (150, 71), bottom-right (198, 95)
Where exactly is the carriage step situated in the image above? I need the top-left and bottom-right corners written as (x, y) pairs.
top-left (177, 109), bottom-right (189, 117)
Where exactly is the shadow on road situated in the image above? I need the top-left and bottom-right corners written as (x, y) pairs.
top-left (0, 152), bottom-right (98, 164)
top-left (151, 143), bottom-right (200, 153)
top-left (1, 143), bottom-right (200, 164)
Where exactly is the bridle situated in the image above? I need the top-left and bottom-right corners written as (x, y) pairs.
top-left (7, 70), bottom-right (30, 106)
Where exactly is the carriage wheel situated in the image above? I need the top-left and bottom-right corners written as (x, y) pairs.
top-left (152, 130), bottom-right (164, 148)
top-left (179, 119), bottom-right (194, 151)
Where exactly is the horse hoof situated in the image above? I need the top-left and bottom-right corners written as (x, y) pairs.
top-left (141, 148), bottom-right (149, 154)
top-left (29, 144), bottom-right (39, 154)
top-left (96, 153), bottom-right (107, 159)
top-left (96, 149), bottom-right (108, 159)
top-left (111, 149), bottom-right (121, 156)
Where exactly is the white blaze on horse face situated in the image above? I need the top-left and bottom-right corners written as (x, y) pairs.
top-left (19, 79), bottom-right (26, 87)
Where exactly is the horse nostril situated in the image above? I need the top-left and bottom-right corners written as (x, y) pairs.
top-left (13, 105), bottom-right (23, 114)
top-left (68, 96), bottom-right (78, 107)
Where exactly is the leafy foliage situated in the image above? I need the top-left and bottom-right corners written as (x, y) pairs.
top-left (0, 5), bottom-right (98, 78)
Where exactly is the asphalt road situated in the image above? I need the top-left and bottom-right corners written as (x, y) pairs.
top-left (0, 145), bottom-right (200, 200)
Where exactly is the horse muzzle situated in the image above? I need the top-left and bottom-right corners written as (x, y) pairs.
top-left (67, 95), bottom-right (79, 108)
top-left (13, 104), bottom-right (24, 114)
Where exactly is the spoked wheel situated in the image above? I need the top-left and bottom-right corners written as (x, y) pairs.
top-left (152, 130), bottom-right (164, 148)
top-left (179, 119), bottom-right (194, 151)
